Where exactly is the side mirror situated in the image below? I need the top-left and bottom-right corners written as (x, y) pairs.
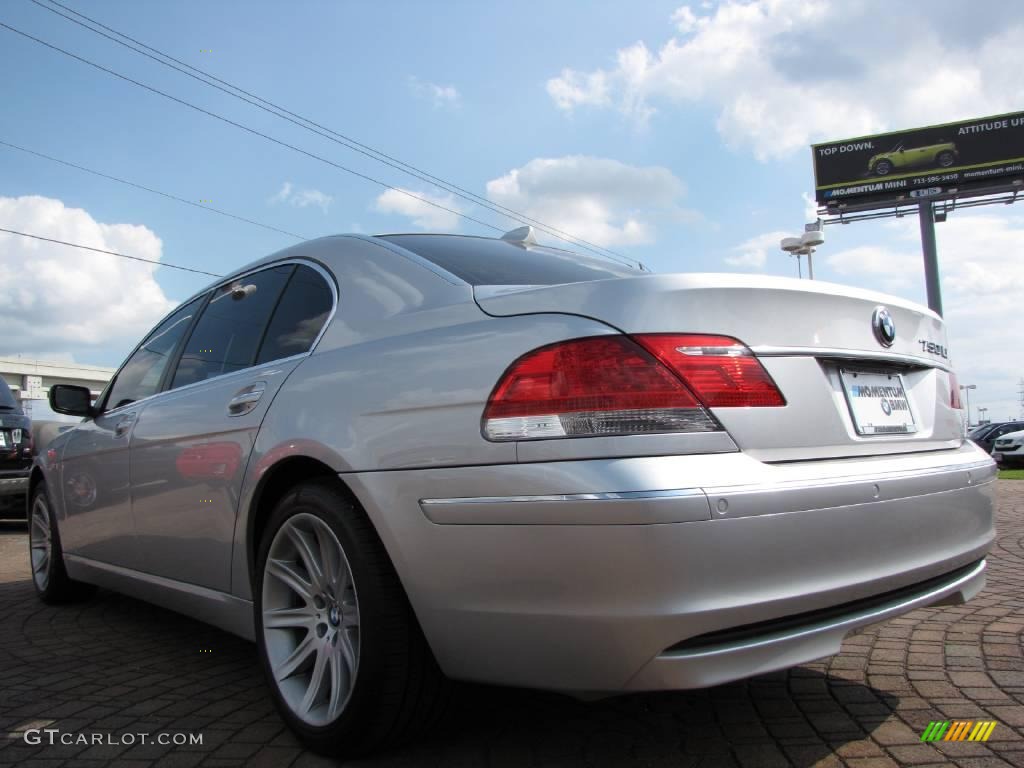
top-left (49, 384), bottom-right (94, 417)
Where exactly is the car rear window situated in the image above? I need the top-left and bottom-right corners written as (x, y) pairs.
top-left (0, 376), bottom-right (21, 411)
top-left (377, 234), bottom-right (639, 285)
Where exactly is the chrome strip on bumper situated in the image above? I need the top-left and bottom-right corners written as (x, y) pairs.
top-left (420, 488), bottom-right (711, 525)
top-left (419, 457), bottom-right (996, 525)
top-left (704, 458), bottom-right (996, 520)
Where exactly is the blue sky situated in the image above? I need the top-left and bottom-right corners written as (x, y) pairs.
top-left (1, 0), bottom-right (1022, 419)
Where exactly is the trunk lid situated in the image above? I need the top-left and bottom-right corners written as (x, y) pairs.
top-left (475, 274), bottom-right (963, 461)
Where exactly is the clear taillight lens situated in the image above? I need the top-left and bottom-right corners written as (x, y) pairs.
top-left (482, 334), bottom-right (784, 441)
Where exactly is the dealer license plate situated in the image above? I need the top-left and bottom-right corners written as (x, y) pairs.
top-left (840, 369), bottom-right (917, 436)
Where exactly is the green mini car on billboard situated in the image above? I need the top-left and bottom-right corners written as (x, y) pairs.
top-left (868, 140), bottom-right (958, 176)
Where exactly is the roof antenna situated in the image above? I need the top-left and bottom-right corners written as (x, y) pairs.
top-left (500, 225), bottom-right (537, 246)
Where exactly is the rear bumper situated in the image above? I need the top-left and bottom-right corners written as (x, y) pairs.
top-left (346, 442), bottom-right (996, 694)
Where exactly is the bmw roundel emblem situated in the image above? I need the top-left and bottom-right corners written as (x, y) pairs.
top-left (872, 306), bottom-right (896, 347)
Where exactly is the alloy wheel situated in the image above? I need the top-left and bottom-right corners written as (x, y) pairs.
top-left (30, 495), bottom-right (52, 591)
top-left (262, 512), bottom-right (360, 726)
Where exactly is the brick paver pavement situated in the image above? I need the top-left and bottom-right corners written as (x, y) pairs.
top-left (0, 482), bottom-right (1021, 768)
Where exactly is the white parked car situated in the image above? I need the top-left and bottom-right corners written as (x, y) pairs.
top-left (991, 429), bottom-right (1024, 468)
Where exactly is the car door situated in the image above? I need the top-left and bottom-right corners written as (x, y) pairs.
top-left (129, 262), bottom-right (335, 591)
top-left (57, 297), bottom-right (205, 568)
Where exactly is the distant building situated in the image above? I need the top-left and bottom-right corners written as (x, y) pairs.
top-left (0, 357), bottom-right (114, 421)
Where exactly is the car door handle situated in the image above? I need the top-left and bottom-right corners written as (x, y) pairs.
top-left (114, 413), bottom-right (136, 438)
top-left (227, 382), bottom-right (266, 417)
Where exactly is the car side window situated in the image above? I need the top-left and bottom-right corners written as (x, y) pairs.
top-left (104, 297), bottom-right (205, 410)
top-left (255, 265), bottom-right (334, 364)
top-left (170, 265), bottom-right (294, 389)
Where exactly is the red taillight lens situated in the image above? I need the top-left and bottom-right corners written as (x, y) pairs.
top-left (633, 334), bottom-right (786, 408)
top-left (950, 371), bottom-right (962, 409)
top-left (482, 335), bottom-right (720, 441)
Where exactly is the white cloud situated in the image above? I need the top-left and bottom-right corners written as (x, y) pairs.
top-left (726, 229), bottom-right (790, 268)
top-left (0, 195), bottom-right (176, 360)
top-left (408, 77), bottom-right (461, 108)
top-left (374, 187), bottom-right (463, 231)
top-left (825, 211), bottom-right (1024, 419)
top-left (485, 156), bottom-right (692, 247)
top-left (671, 5), bottom-right (698, 33)
top-left (546, 1), bottom-right (1024, 159)
top-left (269, 182), bottom-right (333, 213)
top-left (546, 69), bottom-right (611, 111)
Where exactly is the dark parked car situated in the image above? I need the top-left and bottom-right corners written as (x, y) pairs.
top-left (970, 421), bottom-right (1024, 455)
top-left (0, 377), bottom-right (33, 519)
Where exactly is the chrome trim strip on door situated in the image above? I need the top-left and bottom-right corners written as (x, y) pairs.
top-left (64, 554), bottom-right (256, 640)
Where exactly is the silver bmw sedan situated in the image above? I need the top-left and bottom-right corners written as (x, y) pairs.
top-left (30, 229), bottom-right (995, 756)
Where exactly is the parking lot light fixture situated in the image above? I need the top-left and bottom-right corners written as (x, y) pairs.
top-left (780, 225), bottom-right (825, 280)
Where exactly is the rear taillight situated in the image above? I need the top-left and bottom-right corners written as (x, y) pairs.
top-left (633, 334), bottom-right (786, 408)
top-left (482, 335), bottom-right (719, 441)
top-left (950, 371), bottom-right (963, 409)
top-left (482, 333), bottom-right (784, 441)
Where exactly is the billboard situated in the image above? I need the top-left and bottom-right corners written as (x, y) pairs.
top-left (812, 111), bottom-right (1024, 207)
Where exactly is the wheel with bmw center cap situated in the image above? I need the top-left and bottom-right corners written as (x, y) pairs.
top-left (255, 480), bottom-right (449, 756)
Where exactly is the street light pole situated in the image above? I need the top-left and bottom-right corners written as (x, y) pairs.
top-left (960, 384), bottom-right (977, 427)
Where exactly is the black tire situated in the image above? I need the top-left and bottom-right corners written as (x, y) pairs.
top-left (29, 485), bottom-right (96, 603)
top-left (874, 159), bottom-right (893, 176)
top-left (937, 150), bottom-right (955, 167)
top-left (254, 479), bottom-right (450, 757)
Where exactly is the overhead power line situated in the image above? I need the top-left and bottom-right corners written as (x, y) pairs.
top-left (0, 139), bottom-right (307, 240)
top-left (0, 227), bottom-right (222, 277)
top-left (0, 21), bottom-right (533, 254)
top-left (31, 0), bottom-right (638, 268)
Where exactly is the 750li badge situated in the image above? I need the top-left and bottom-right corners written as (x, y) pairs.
top-left (918, 340), bottom-right (949, 359)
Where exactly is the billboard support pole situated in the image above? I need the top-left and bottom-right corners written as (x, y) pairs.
top-left (917, 201), bottom-right (943, 317)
